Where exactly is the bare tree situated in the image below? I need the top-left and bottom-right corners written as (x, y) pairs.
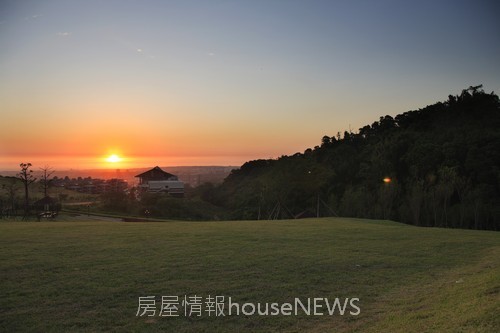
top-left (39, 166), bottom-right (55, 197)
top-left (17, 163), bottom-right (37, 218)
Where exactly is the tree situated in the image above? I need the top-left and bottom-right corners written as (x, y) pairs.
top-left (39, 166), bottom-right (55, 197)
top-left (378, 179), bottom-right (399, 220)
top-left (17, 163), bottom-right (37, 218)
top-left (436, 166), bottom-right (457, 227)
top-left (406, 179), bottom-right (424, 226)
top-left (100, 182), bottom-right (129, 212)
top-left (1, 177), bottom-right (19, 215)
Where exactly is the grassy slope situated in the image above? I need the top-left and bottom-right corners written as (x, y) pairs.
top-left (0, 218), bottom-right (498, 332)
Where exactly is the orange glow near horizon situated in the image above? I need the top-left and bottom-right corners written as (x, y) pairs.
top-left (0, 153), bottom-right (257, 171)
top-left (106, 154), bottom-right (122, 163)
top-left (383, 177), bottom-right (392, 183)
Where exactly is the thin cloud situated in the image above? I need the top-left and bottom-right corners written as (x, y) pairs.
top-left (137, 48), bottom-right (158, 60)
top-left (25, 14), bottom-right (43, 20)
top-left (56, 32), bottom-right (71, 37)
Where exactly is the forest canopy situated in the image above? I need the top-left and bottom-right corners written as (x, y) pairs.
top-left (206, 86), bottom-right (500, 230)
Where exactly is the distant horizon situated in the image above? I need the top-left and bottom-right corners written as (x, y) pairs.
top-left (0, 158), bottom-right (243, 173)
top-left (0, 151), bottom-right (273, 171)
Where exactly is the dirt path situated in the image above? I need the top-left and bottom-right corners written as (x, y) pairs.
top-left (62, 213), bottom-right (123, 222)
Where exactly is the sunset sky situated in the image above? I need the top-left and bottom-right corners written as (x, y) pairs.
top-left (1, 0), bottom-right (499, 170)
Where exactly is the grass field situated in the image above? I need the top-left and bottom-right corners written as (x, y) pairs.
top-left (1, 218), bottom-right (499, 332)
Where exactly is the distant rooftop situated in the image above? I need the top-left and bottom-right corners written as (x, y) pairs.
top-left (135, 166), bottom-right (177, 181)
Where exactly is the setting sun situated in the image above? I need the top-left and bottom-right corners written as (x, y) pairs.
top-left (106, 154), bottom-right (122, 163)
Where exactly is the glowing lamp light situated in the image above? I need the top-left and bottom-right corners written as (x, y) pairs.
top-left (383, 177), bottom-right (392, 183)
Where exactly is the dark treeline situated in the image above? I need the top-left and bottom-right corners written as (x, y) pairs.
top-left (203, 86), bottom-right (500, 230)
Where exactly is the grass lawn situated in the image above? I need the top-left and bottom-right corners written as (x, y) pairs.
top-left (1, 218), bottom-right (499, 332)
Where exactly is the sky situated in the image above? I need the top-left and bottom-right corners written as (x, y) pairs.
top-left (1, 0), bottom-right (499, 170)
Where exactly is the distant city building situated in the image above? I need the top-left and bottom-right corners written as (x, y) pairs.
top-left (52, 177), bottom-right (127, 194)
top-left (106, 178), bottom-right (128, 192)
top-left (135, 166), bottom-right (184, 196)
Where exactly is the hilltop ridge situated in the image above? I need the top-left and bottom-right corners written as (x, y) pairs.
top-left (206, 86), bottom-right (500, 230)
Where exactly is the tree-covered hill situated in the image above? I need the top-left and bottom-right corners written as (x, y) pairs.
top-left (207, 86), bottom-right (500, 230)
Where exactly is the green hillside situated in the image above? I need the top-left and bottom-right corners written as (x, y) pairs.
top-left (1, 218), bottom-right (498, 332)
top-left (207, 86), bottom-right (500, 230)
